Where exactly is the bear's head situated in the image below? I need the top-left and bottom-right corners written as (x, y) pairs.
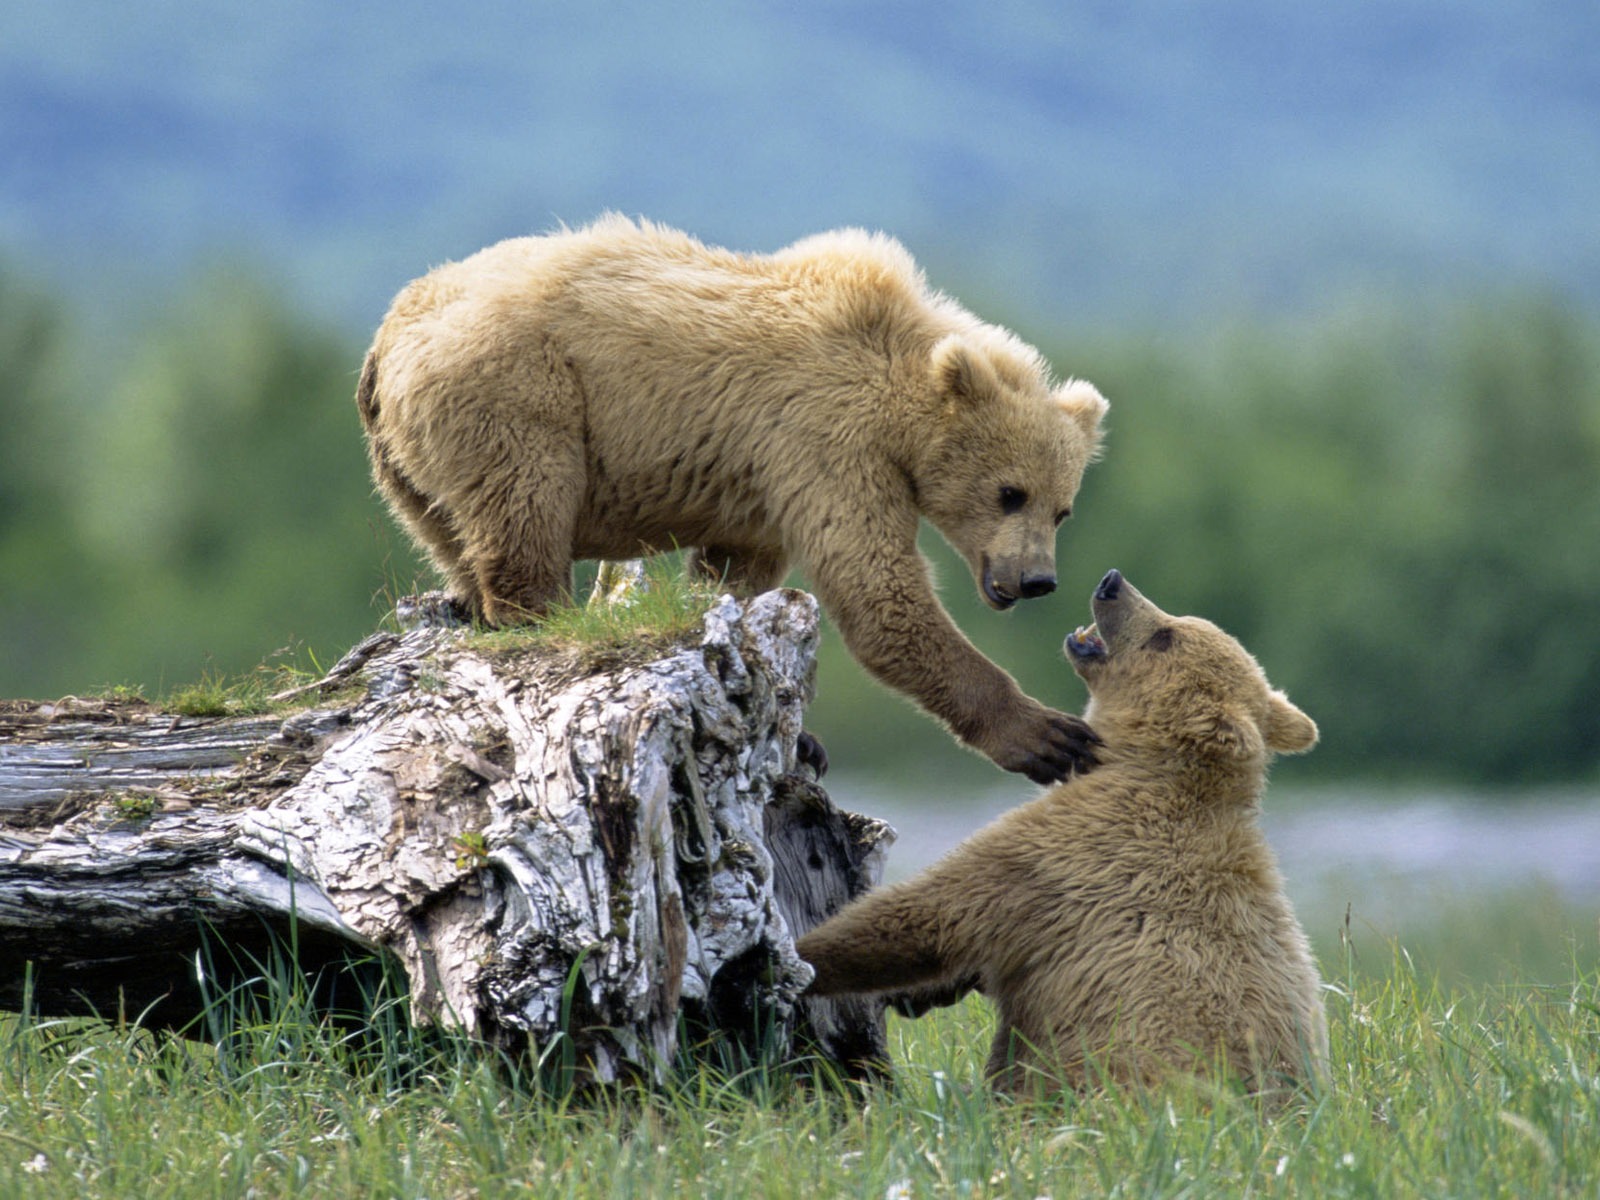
top-left (1064, 569), bottom-right (1318, 768)
top-left (916, 333), bottom-right (1108, 611)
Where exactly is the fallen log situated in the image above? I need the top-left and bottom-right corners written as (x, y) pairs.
top-left (0, 589), bottom-right (894, 1082)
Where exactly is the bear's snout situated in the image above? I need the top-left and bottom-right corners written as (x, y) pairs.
top-left (1019, 571), bottom-right (1057, 599)
top-left (981, 558), bottom-right (1057, 609)
top-left (1089, 569), bottom-right (1139, 647)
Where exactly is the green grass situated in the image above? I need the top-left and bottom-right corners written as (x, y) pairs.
top-left (469, 555), bottom-right (725, 669)
top-left (1304, 877), bottom-right (1600, 996)
top-left (157, 652), bottom-right (329, 718)
top-left (143, 557), bottom-right (720, 717)
top-left (3, 891), bottom-right (1598, 1198)
top-left (161, 668), bottom-right (287, 717)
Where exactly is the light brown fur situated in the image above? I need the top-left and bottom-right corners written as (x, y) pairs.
top-left (796, 570), bottom-right (1325, 1097)
top-left (358, 216), bottom-right (1108, 782)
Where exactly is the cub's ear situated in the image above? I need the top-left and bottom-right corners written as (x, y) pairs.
top-left (931, 334), bottom-right (1002, 405)
top-left (1054, 379), bottom-right (1109, 448)
top-left (1265, 690), bottom-right (1318, 754)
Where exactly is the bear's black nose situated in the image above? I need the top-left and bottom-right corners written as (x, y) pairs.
top-left (1095, 569), bottom-right (1123, 601)
top-left (1019, 572), bottom-right (1057, 599)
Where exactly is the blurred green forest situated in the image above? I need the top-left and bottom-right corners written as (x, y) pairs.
top-left (0, 268), bottom-right (432, 699)
top-left (2, 265), bottom-right (1597, 786)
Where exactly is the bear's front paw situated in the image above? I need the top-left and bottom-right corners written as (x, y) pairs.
top-left (993, 706), bottom-right (1101, 784)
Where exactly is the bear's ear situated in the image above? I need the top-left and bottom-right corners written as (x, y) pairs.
top-left (1265, 690), bottom-right (1318, 754)
top-left (931, 334), bottom-right (1002, 406)
top-left (1054, 379), bottom-right (1109, 444)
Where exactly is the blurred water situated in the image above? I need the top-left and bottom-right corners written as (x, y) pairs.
top-left (833, 774), bottom-right (1600, 905)
top-left (1260, 787), bottom-right (1600, 903)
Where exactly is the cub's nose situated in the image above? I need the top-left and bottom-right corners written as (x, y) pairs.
top-left (1019, 571), bottom-right (1057, 599)
top-left (1095, 569), bottom-right (1123, 601)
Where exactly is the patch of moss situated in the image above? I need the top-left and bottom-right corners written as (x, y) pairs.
top-left (112, 791), bottom-right (160, 821)
top-left (607, 889), bottom-right (634, 934)
top-left (451, 830), bottom-right (490, 871)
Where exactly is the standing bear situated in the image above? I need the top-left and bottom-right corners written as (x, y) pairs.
top-left (797, 570), bottom-right (1326, 1096)
top-left (357, 216), bottom-right (1109, 783)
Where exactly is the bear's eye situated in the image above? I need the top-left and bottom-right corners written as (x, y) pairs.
top-left (1054, 507), bottom-right (1072, 526)
top-left (999, 486), bottom-right (1027, 515)
top-left (1144, 627), bottom-right (1176, 652)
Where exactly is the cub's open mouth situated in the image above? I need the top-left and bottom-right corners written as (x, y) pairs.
top-left (1064, 623), bottom-right (1107, 661)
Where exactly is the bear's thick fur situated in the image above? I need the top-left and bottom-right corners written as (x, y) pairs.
top-left (358, 216), bottom-right (1108, 782)
top-left (797, 570), bottom-right (1325, 1096)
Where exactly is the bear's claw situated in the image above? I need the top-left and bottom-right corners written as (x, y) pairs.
top-left (796, 730), bottom-right (830, 778)
top-left (1015, 712), bottom-right (1101, 783)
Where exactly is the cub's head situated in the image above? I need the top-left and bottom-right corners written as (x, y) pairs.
top-left (1064, 570), bottom-right (1318, 766)
top-left (917, 333), bottom-right (1108, 611)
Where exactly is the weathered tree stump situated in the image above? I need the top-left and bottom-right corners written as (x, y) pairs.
top-left (0, 589), bottom-right (895, 1082)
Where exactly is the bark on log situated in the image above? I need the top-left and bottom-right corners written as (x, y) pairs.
top-left (0, 589), bottom-right (895, 1082)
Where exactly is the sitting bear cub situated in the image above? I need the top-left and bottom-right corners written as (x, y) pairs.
top-left (797, 569), bottom-right (1325, 1096)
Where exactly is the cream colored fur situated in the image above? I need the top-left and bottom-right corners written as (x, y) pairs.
top-left (797, 571), bottom-right (1326, 1097)
top-left (358, 216), bottom-right (1108, 782)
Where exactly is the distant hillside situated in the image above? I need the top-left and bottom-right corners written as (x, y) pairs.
top-left (2, 0), bottom-right (1596, 336)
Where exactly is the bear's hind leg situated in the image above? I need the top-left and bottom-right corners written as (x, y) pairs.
top-left (985, 1023), bottom-right (1031, 1094)
top-left (375, 456), bottom-right (478, 602)
top-left (985, 1021), bottom-right (1083, 1097)
top-left (468, 532), bottom-right (576, 628)
top-left (456, 446), bottom-right (586, 626)
top-left (364, 408), bottom-right (479, 603)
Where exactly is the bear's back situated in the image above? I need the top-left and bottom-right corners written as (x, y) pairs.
top-left (377, 216), bottom-right (1056, 404)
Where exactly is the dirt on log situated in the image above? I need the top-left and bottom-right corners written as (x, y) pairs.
top-left (0, 589), bottom-right (895, 1082)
